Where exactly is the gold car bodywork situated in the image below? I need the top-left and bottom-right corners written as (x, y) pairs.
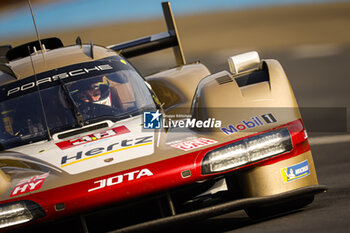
top-left (146, 57), bottom-right (319, 198)
top-left (0, 43), bottom-right (319, 199)
top-left (0, 3), bottom-right (323, 230)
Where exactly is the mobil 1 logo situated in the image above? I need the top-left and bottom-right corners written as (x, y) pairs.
top-left (221, 113), bottom-right (277, 135)
top-left (260, 113), bottom-right (277, 124)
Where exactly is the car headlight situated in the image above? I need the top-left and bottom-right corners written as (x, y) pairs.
top-left (0, 200), bottom-right (45, 229)
top-left (202, 128), bottom-right (292, 174)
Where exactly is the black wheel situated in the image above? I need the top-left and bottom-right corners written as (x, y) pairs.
top-left (245, 195), bottom-right (314, 220)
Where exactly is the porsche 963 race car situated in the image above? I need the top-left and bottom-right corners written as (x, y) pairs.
top-left (0, 2), bottom-right (326, 232)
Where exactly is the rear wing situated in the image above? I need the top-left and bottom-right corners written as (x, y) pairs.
top-left (107, 2), bottom-right (186, 66)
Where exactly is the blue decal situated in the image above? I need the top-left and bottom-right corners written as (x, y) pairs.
top-left (143, 110), bottom-right (161, 129)
top-left (281, 160), bottom-right (310, 182)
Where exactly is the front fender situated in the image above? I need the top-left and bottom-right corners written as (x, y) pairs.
top-left (191, 59), bottom-right (302, 133)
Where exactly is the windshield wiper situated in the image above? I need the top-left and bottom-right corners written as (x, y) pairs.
top-left (86, 107), bottom-right (153, 125)
top-left (57, 78), bottom-right (84, 127)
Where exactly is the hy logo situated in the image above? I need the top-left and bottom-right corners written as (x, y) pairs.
top-left (10, 173), bottom-right (49, 197)
top-left (143, 110), bottom-right (161, 129)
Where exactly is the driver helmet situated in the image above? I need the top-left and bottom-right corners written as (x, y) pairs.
top-left (70, 76), bottom-right (112, 107)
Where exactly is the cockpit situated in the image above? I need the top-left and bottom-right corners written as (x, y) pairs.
top-left (0, 56), bottom-right (156, 149)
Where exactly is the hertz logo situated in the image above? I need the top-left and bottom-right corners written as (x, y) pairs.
top-left (61, 136), bottom-right (153, 167)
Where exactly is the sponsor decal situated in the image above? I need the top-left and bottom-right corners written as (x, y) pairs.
top-left (281, 160), bottom-right (310, 182)
top-left (56, 126), bottom-right (130, 150)
top-left (10, 173), bottom-right (49, 197)
top-left (170, 138), bottom-right (218, 151)
top-left (88, 168), bottom-right (153, 192)
top-left (221, 113), bottom-right (277, 135)
top-left (61, 136), bottom-right (153, 167)
top-left (143, 110), bottom-right (162, 129)
top-left (7, 64), bottom-right (113, 96)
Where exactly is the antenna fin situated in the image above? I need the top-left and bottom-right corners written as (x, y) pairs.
top-left (162, 2), bottom-right (186, 65)
top-left (27, 0), bottom-right (46, 63)
top-left (76, 36), bottom-right (82, 48)
top-left (90, 40), bottom-right (94, 59)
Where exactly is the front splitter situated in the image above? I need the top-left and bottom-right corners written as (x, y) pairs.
top-left (108, 184), bottom-right (327, 233)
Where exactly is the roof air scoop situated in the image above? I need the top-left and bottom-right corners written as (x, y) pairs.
top-left (228, 51), bottom-right (260, 75)
top-left (6, 38), bottom-right (64, 61)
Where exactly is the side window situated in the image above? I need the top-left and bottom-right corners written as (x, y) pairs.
top-left (107, 70), bottom-right (155, 112)
top-left (0, 93), bottom-right (46, 141)
top-left (108, 71), bottom-right (136, 112)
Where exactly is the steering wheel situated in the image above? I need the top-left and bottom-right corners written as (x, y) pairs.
top-left (79, 102), bottom-right (118, 119)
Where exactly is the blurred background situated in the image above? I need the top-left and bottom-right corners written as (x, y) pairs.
top-left (1, 1), bottom-right (350, 232)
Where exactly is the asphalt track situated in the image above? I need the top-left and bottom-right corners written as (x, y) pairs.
top-left (143, 46), bottom-right (350, 233)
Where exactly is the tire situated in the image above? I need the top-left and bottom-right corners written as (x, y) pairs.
top-left (245, 195), bottom-right (314, 220)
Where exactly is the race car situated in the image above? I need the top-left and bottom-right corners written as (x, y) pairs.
top-left (0, 2), bottom-right (326, 232)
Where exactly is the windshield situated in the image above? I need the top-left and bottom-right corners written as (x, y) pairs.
top-left (0, 57), bottom-right (156, 149)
